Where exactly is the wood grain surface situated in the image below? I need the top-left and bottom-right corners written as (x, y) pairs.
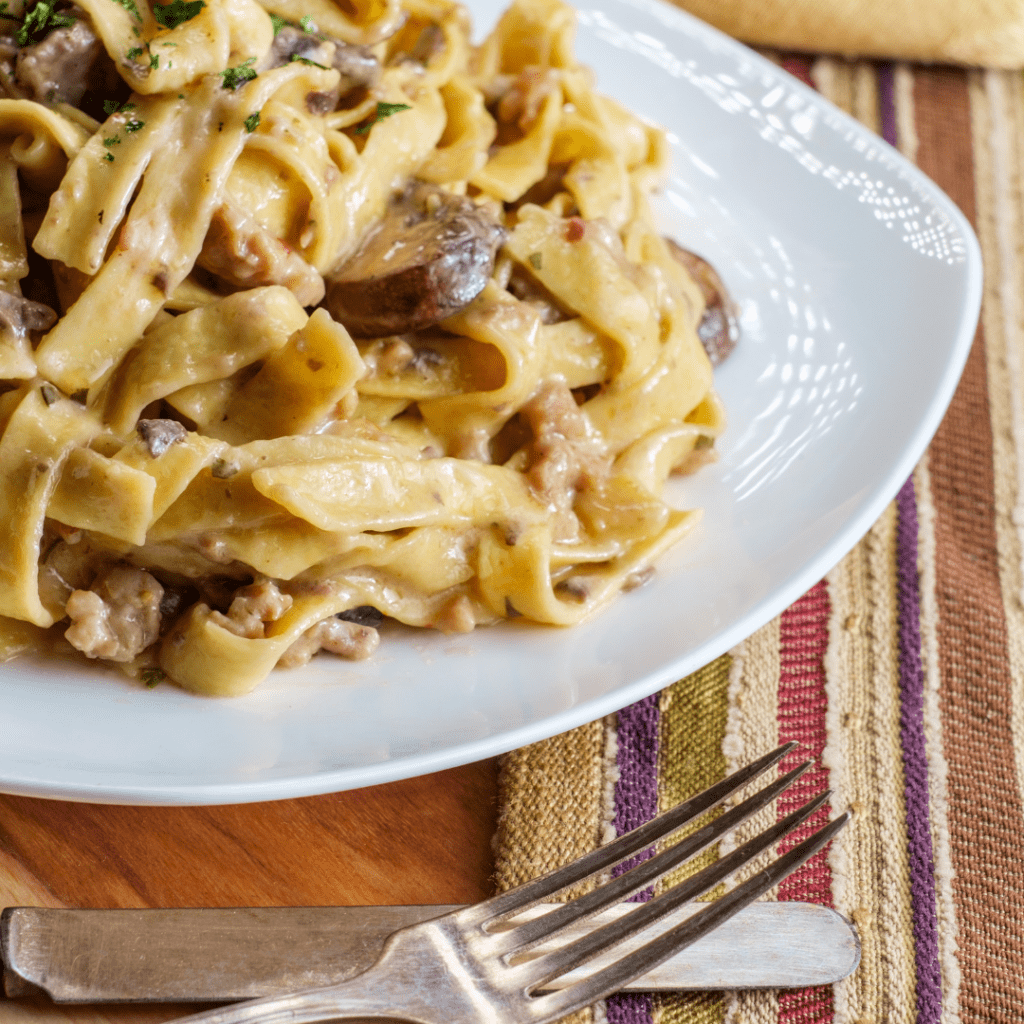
top-left (0, 759), bottom-right (500, 1023)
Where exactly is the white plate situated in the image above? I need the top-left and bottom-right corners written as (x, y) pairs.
top-left (1, 0), bottom-right (980, 804)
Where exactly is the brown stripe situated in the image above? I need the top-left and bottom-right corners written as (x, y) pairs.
top-left (914, 67), bottom-right (1024, 1021)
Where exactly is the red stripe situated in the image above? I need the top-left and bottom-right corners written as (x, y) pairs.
top-left (777, 579), bottom-right (835, 1024)
top-left (780, 55), bottom-right (816, 90)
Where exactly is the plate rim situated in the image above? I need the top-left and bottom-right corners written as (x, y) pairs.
top-left (0, 0), bottom-right (982, 805)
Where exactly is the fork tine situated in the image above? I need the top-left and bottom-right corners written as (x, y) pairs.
top-left (466, 741), bottom-right (798, 925)
top-left (518, 790), bottom-right (832, 991)
top-left (494, 760), bottom-right (811, 955)
top-left (536, 810), bottom-right (851, 1017)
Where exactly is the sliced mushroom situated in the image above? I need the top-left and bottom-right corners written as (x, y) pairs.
top-left (325, 182), bottom-right (506, 338)
top-left (265, 25), bottom-right (380, 95)
top-left (0, 37), bottom-right (21, 99)
top-left (0, 288), bottom-right (58, 340)
top-left (137, 418), bottom-right (187, 457)
top-left (15, 17), bottom-right (104, 106)
top-left (331, 42), bottom-right (380, 93)
top-left (665, 239), bottom-right (739, 366)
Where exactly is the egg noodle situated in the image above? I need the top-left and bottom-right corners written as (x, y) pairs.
top-left (0, 0), bottom-right (724, 695)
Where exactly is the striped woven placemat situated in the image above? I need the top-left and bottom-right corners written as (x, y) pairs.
top-left (493, 60), bottom-right (1024, 1024)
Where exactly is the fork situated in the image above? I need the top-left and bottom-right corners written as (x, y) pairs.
top-left (168, 742), bottom-right (849, 1024)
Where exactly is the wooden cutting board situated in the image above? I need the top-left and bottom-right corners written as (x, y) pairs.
top-left (0, 760), bottom-right (500, 1024)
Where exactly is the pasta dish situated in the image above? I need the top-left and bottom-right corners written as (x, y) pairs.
top-left (0, 0), bottom-right (732, 696)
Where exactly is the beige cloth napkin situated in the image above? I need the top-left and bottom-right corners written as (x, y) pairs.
top-left (672, 0), bottom-right (1024, 67)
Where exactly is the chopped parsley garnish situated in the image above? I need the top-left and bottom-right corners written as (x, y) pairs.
top-left (353, 101), bottom-right (412, 135)
top-left (153, 0), bottom-right (204, 29)
top-left (141, 668), bottom-right (164, 688)
top-left (110, 0), bottom-right (141, 20)
top-left (527, 252), bottom-right (542, 271)
top-left (103, 99), bottom-right (135, 115)
top-left (219, 56), bottom-right (256, 90)
top-left (126, 44), bottom-right (144, 58)
top-left (124, 117), bottom-right (145, 132)
top-left (148, 49), bottom-right (158, 68)
top-left (103, 151), bottom-right (115, 162)
top-left (299, 14), bottom-right (314, 31)
top-left (269, 12), bottom-right (287, 34)
top-left (3, 0), bottom-right (76, 47)
top-left (289, 52), bottom-right (327, 69)
top-left (244, 109), bottom-right (260, 132)
top-left (102, 135), bottom-right (120, 146)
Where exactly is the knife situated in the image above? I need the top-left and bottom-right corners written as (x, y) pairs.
top-left (1, 901), bottom-right (859, 1003)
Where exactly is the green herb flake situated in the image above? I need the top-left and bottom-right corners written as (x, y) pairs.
top-left (244, 109), bottom-right (260, 133)
top-left (288, 52), bottom-right (327, 69)
top-left (141, 668), bottom-right (164, 688)
top-left (124, 117), bottom-right (145, 132)
top-left (152, 0), bottom-right (204, 29)
top-left (103, 99), bottom-right (120, 114)
top-left (126, 44), bottom-right (144, 58)
top-left (14, 0), bottom-right (76, 47)
top-left (353, 100), bottom-right (412, 135)
top-left (110, 0), bottom-right (141, 20)
top-left (527, 252), bottom-right (542, 271)
top-left (102, 135), bottom-right (120, 146)
top-left (103, 151), bottom-right (115, 162)
top-left (299, 14), bottom-right (314, 31)
top-left (219, 56), bottom-right (256, 90)
top-left (148, 50), bottom-right (158, 68)
top-left (269, 12), bottom-right (287, 34)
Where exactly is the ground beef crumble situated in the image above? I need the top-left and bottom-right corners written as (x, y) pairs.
top-left (209, 579), bottom-right (293, 639)
top-left (278, 616), bottom-right (380, 667)
top-left (64, 565), bottom-right (163, 662)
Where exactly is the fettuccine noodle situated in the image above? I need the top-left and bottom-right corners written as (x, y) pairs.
top-left (0, 0), bottom-right (725, 695)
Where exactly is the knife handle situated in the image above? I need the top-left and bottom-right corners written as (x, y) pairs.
top-left (2, 902), bottom-right (860, 1003)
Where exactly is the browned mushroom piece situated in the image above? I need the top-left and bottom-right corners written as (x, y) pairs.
top-left (665, 238), bottom-right (740, 366)
top-left (325, 182), bottom-right (506, 338)
top-left (265, 25), bottom-right (380, 95)
top-left (0, 289), bottom-right (58, 340)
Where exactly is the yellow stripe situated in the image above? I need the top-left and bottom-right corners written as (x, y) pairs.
top-left (493, 718), bottom-right (609, 898)
top-left (653, 655), bottom-right (732, 1024)
top-left (722, 624), bottom-right (781, 1024)
top-left (913, 457), bottom-right (964, 1020)
top-left (825, 507), bottom-right (917, 1023)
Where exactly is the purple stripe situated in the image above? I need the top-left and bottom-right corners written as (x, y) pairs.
top-left (878, 63), bottom-right (897, 147)
top-left (606, 694), bottom-right (660, 1024)
top-left (611, 693), bottom-right (661, 895)
top-left (896, 476), bottom-right (943, 1023)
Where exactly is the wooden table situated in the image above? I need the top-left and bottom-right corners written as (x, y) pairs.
top-left (0, 760), bottom-right (500, 1023)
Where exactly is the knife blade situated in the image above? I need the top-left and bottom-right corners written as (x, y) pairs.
top-left (1, 902), bottom-right (859, 1003)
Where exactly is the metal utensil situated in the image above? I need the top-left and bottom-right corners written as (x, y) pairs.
top-left (1, 900), bottom-right (860, 1001)
top-left (158, 743), bottom-right (850, 1024)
